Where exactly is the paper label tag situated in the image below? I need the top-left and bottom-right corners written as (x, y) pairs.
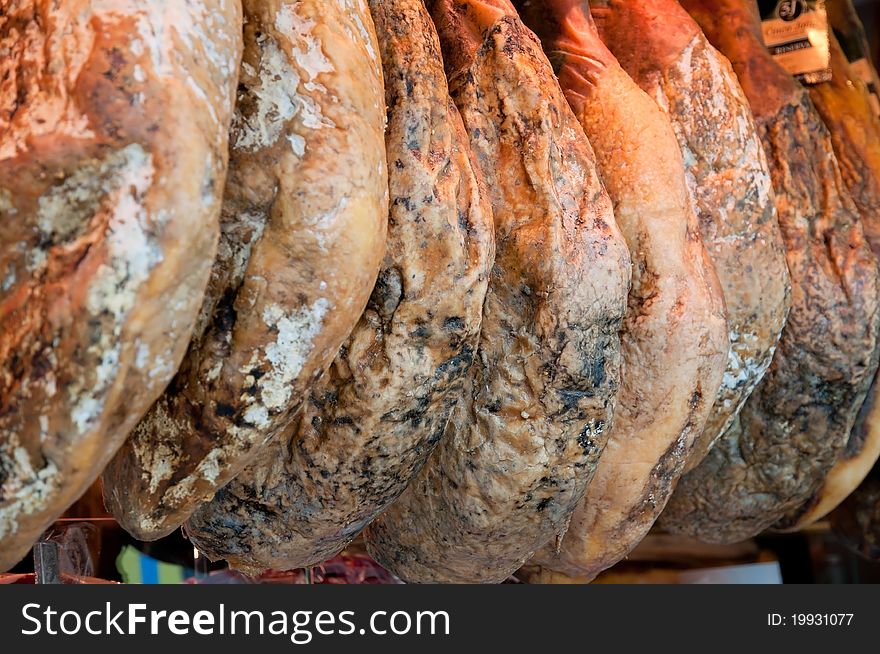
top-left (832, 25), bottom-right (880, 117)
top-left (759, 0), bottom-right (831, 84)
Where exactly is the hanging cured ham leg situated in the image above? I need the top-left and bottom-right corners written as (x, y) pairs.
top-left (776, 32), bottom-right (880, 530)
top-left (660, 0), bottom-right (880, 543)
top-left (0, 0), bottom-right (241, 571)
top-left (513, 0), bottom-right (728, 582)
top-left (588, 0), bottom-right (790, 471)
top-left (364, 0), bottom-right (631, 584)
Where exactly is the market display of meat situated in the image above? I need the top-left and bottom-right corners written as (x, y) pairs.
top-left (589, 0), bottom-right (791, 470)
top-left (514, 0), bottom-right (728, 582)
top-left (101, 0), bottom-right (389, 540)
top-left (661, 0), bottom-right (880, 544)
top-left (775, 32), bottom-right (880, 531)
top-left (0, 0), bottom-right (241, 571)
top-left (2, 0), bottom-right (880, 585)
top-left (364, 0), bottom-right (631, 583)
top-left (184, 0), bottom-right (494, 573)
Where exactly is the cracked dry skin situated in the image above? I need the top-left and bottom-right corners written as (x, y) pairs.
top-left (659, 0), bottom-right (880, 544)
top-left (0, 0), bottom-right (241, 571)
top-left (590, 0), bottom-right (791, 470)
top-left (513, 0), bottom-right (728, 582)
top-left (364, 0), bottom-right (631, 584)
top-left (183, 0), bottom-right (495, 573)
top-left (777, 32), bottom-right (880, 530)
top-left (829, 461), bottom-right (880, 561)
top-left (102, 0), bottom-right (388, 541)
